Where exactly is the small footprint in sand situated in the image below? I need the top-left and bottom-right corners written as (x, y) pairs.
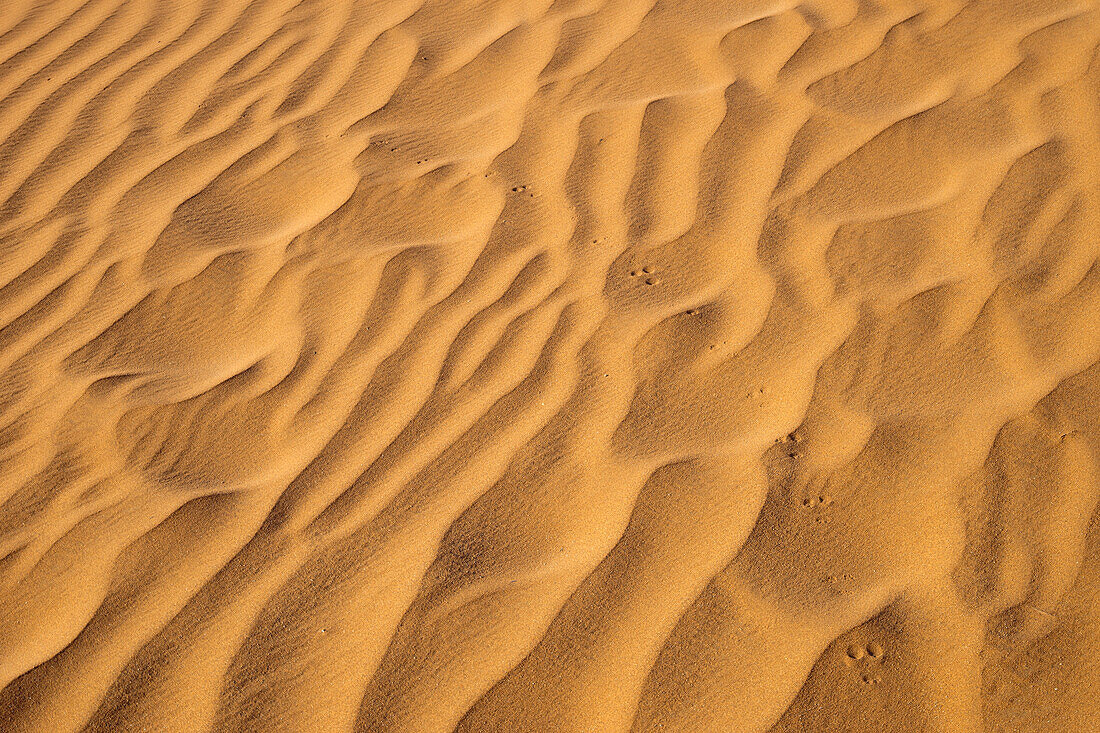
top-left (800, 493), bottom-right (832, 508)
top-left (628, 265), bottom-right (658, 285)
top-left (844, 640), bottom-right (886, 684)
top-left (844, 640), bottom-right (885, 663)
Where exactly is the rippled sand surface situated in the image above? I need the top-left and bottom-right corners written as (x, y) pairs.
top-left (1, 1), bottom-right (1099, 731)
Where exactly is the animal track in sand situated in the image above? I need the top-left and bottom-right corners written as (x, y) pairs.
top-left (628, 265), bottom-right (657, 286)
top-left (844, 640), bottom-right (886, 663)
top-left (801, 493), bottom-right (833, 508)
top-left (844, 639), bottom-right (887, 688)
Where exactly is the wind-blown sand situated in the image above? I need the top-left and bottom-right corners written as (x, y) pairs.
top-left (1, 0), bottom-right (1099, 731)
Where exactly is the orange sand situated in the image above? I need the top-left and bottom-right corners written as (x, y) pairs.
top-left (1, 1), bottom-right (1100, 731)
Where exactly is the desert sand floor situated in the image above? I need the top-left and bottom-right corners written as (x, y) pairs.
top-left (1, 0), bottom-right (1099, 731)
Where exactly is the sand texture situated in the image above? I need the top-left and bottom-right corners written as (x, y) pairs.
top-left (1, 0), bottom-right (1100, 731)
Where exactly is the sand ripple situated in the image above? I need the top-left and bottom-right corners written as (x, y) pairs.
top-left (1, 1), bottom-right (1099, 731)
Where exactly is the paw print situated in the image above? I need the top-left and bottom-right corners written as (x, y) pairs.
top-left (629, 265), bottom-right (657, 285)
top-left (844, 640), bottom-right (886, 685)
top-left (800, 493), bottom-right (832, 508)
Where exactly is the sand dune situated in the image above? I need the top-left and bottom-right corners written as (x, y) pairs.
top-left (1, 0), bottom-right (1099, 730)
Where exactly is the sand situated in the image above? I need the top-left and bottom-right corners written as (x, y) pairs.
top-left (0, 0), bottom-right (1099, 731)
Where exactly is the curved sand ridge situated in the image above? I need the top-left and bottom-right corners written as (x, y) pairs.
top-left (1, 0), bottom-right (1100, 730)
